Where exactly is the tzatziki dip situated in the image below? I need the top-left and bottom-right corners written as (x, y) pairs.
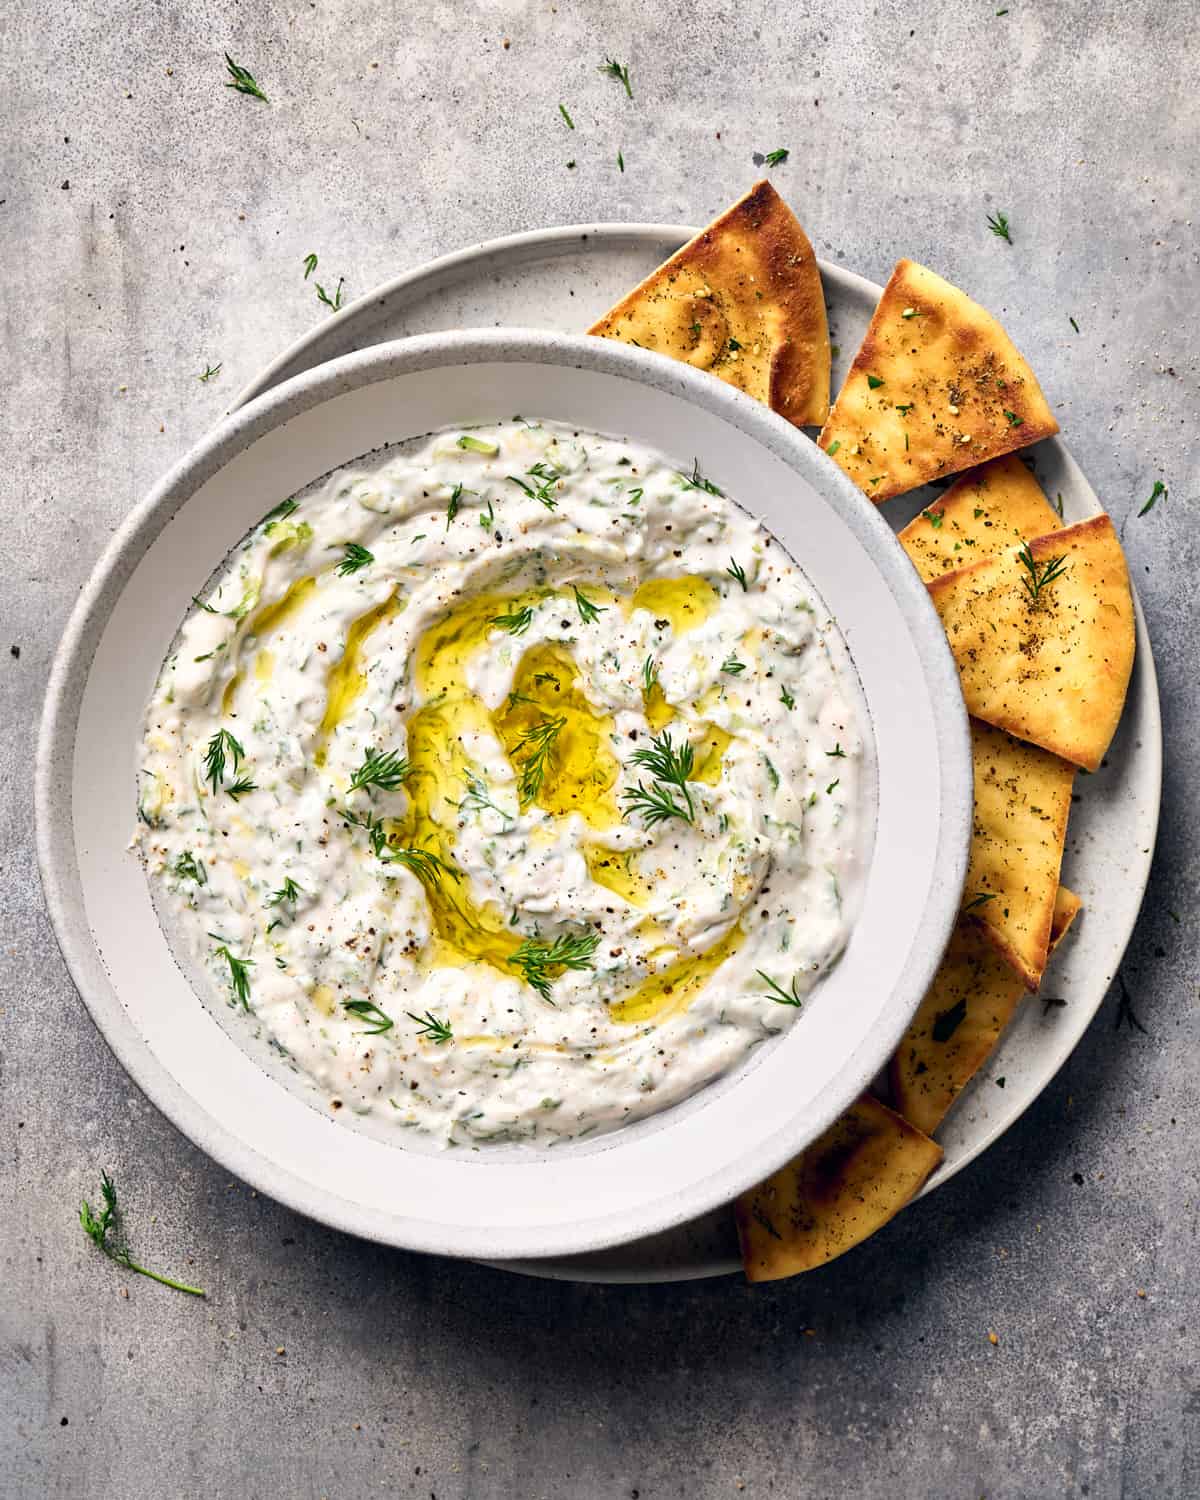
top-left (135, 420), bottom-right (868, 1146)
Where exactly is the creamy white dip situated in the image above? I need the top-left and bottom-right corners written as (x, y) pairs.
top-left (136, 421), bottom-right (868, 1146)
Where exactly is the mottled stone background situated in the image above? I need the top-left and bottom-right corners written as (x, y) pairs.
top-left (3, 1), bottom-right (1197, 1495)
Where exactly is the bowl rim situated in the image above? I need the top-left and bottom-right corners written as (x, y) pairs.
top-left (36, 328), bottom-right (972, 1258)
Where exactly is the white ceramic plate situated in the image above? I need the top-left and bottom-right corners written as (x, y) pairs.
top-left (37, 329), bottom-right (973, 1264)
top-left (227, 226), bottom-right (1161, 1282)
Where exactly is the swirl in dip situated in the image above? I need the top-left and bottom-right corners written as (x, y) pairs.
top-left (136, 421), bottom-right (868, 1146)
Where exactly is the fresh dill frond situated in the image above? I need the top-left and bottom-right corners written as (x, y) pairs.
top-left (172, 850), bottom-right (207, 884)
top-left (721, 654), bottom-right (746, 675)
top-left (336, 542), bottom-right (374, 575)
top-left (316, 277), bottom-right (345, 312)
top-left (986, 209), bottom-right (1013, 243)
top-left (679, 458), bottom-right (723, 496)
top-left (622, 730), bottom-right (695, 827)
top-left (349, 746), bottom-right (411, 794)
top-left (507, 462), bottom-right (560, 508)
top-left (214, 944), bottom-right (253, 1009)
top-left (512, 715), bottom-right (565, 803)
top-left (407, 1009), bottom-right (453, 1044)
top-left (458, 771), bottom-right (512, 825)
top-left (379, 844), bottom-right (460, 886)
top-left (599, 57), bottom-right (633, 98)
top-left (492, 603), bottom-right (534, 635)
top-left (509, 930), bottom-right (601, 1002)
top-left (265, 876), bottom-right (303, 908)
top-left (1017, 542), bottom-right (1069, 603)
top-left (572, 584), bottom-right (605, 624)
top-left (224, 54), bottom-right (268, 102)
top-left (756, 970), bottom-right (804, 1007)
top-left (302, 252), bottom-right (318, 279)
top-left (826, 743), bottom-right (847, 758)
top-left (642, 656), bottom-right (659, 694)
top-left (344, 998), bottom-right (395, 1035)
top-left (446, 482), bottom-right (465, 527)
top-left (225, 775), bottom-right (258, 800)
top-left (198, 362), bottom-right (222, 383)
top-left (202, 728), bottom-right (245, 794)
top-left (79, 1170), bottom-right (206, 1296)
top-left (342, 806), bottom-right (389, 857)
top-left (725, 557), bottom-right (748, 591)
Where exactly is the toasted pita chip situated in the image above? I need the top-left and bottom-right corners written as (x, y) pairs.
top-left (929, 514), bottom-right (1135, 771)
top-left (1050, 885), bottom-right (1083, 951)
top-left (817, 259), bottom-right (1058, 501)
top-left (889, 919), bottom-right (1025, 1136)
top-left (588, 181), bottom-right (831, 427)
top-left (890, 886), bottom-right (1084, 1135)
top-left (897, 455), bottom-right (1061, 582)
top-left (735, 1093), bottom-right (942, 1281)
top-left (964, 719), bottom-right (1074, 988)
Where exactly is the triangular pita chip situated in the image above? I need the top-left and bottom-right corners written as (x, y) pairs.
top-left (897, 454), bottom-right (1061, 582)
top-left (889, 887), bottom-right (1081, 1136)
top-left (735, 1093), bottom-right (942, 1281)
top-left (964, 719), bottom-right (1074, 989)
top-left (928, 514), bottom-right (1135, 771)
top-left (589, 181), bottom-right (831, 427)
top-left (817, 259), bottom-right (1058, 501)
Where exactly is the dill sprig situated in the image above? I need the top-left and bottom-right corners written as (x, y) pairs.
top-left (986, 210), bottom-right (1013, 244)
top-left (757, 970), bottom-right (804, 1007)
top-left (507, 462), bottom-right (561, 509)
top-left (337, 542), bottom-right (374, 575)
top-left (1017, 542), bottom-right (1069, 603)
top-left (512, 715), bottom-right (565, 803)
top-left (214, 944), bottom-right (253, 1009)
top-left (599, 57), bottom-right (633, 98)
top-left (226, 775), bottom-right (258, 800)
top-left (265, 876), bottom-right (303, 908)
top-left (726, 558), bottom-right (748, 591)
top-left (622, 730), bottom-right (695, 827)
top-left (458, 771), bottom-right (512, 825)
top-left (721, 654), bottom-right (746, 676)
top-left (349, 746), bottom-right (411, 794)
top-left (173, 850), bottom-right (207, 884)
top-left (224, 54), bottom-right (268, 103)
top-left (642, 656), bottom-right (659, 694)
top-left (572, 584), bottom-right (605, 624)
top-left (679, 459), bottom-right (724, 496)
top-left (344, 998), bottom-right (395, 1035)
top-left (493, 603), bottom-right (534, 635)
top-left (316, 277), bottom-right (344, 312)
top-left (202, 728), bottom-right (245, 794)
top-left (408, 1009), bottom-right (454, 1044)
top-left (509, 931), bottom-right (601, 1002)
top-left (379, 844), bottom-right (460, 887)
top-left (302, 252), bottom-right (318, 279)
top-left (80, 1171), bottom-right (205, 1297)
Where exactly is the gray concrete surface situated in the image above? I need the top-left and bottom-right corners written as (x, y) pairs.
top-left (3, 1), bottom-right (1198, 1495)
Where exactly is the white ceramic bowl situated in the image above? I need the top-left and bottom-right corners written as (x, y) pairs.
top-left (37, 331), bottom-right (971, 1261)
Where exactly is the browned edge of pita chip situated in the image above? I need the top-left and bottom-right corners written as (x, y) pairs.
top-left (735, 1093), bottom-right (942, 1282)
top-left (928, 513), bottom-right (1135, 771)
top-left (588, 181), bottom-right (831, 426)
top-left (1049, 885), bottom-right (1083, 952)
top-left (817, 258), bottom-right (1058, 502)
top-left (897, 454), bottom-right (1061, 583)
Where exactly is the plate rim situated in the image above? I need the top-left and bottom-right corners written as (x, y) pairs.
top-left (37, 325), bottom-right (973, 1264)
